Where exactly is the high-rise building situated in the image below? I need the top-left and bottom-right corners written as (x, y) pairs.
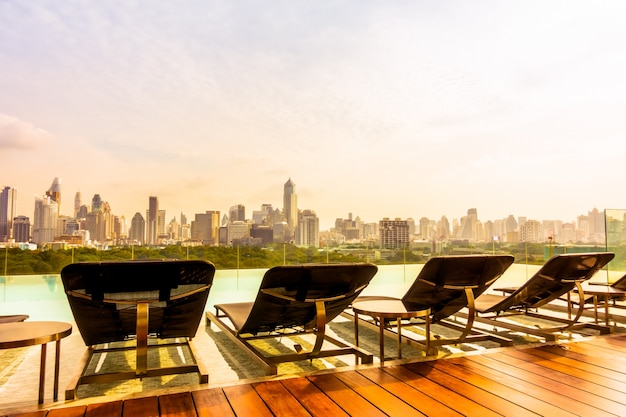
top-left (379, 218), bottom-right (409, 249)
top-left (190, 211), bottom-right (220, 245)
top-left (147, 196), bottom-right (158, 245)
top-left (229, 204), bottom-right (245, 223)
top-left (0, 186), bottom-right (17, 241)
top-left (283, 178), bottom-right (298, 237)
top-left (12, 215), bottom-right (30, 242)
top-left (129, 212), bottom-right (146, 244)
top-left (46, 178), bottom-right (61, 214)
top-left (32, 196), bottom-right (58, 245)
top-left (295, 209), bottom-right (319, 247)
top-left (91, 194), bottom-right (102, 212)
top-left (74, 192), bottom-right (81, 218)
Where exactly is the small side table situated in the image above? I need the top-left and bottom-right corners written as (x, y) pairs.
top-left (579, 286), bottom-right (626, 326)
top-left (352, 299), bottom-right (430, 364)
top-left (0, 321), bottom-right (72, 403)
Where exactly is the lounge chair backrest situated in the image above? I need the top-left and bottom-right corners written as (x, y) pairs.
top-left (485, 252), bottom-right (614, 312)
top-left (401, 255), bottom-right (514, 321)
top-left (611, 274), bottom-right (626, 290)
top-left (238, 263), bottom-right (378, 335)
top-left (61, 260), bottom-right (215, 346)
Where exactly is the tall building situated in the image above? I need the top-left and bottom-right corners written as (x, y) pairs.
top-left (45, 177), bottom-right (62, 214)
top-left (0, 186), bottom-right (17, 241)
top-left (229, 204), bottom-right (246, 222)
top-left (32, 196), bottom-right (58, 245)
top-left (74, 192), bottom-right (81, 218)
top-left (379, 218), bottom-right (409, 249)
top-left (147, 196), bottom-right (158, 245)
top-left (283, 178), bottom-right (298, 237)
top-left (295, 209), bottom-right (319, 247)
top-left (12, 215), bottom-right (30, 242)
top-left (91, 194), bottom-right (102, 212)
top-left (129, 212), bottom-right (146, 244)
top-left (190, 211), bottom-right (220, 245)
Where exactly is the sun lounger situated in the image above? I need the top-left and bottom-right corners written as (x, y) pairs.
top-left (61, 259), bottom-right (215, 399)
top-left (349, 255), bottom-right (515, 351)
top-left (468, 252), bottom-right (615, 341)
top-left (206, 263), bottom-right (378, 374)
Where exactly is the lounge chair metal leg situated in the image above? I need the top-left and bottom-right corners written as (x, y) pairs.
top-left (136, 302), bottom-right (149, 376)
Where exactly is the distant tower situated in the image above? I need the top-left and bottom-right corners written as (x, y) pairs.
top-left (295, 209), bottom-right (319, 247)
top-left (283, 178), bottom-right (298, 238)
top-left (0, 186), bottom-right (17, 241)
top-left (12, 215), bottom-right (30, 243)
top-left (229, 204), bottom-right (246, 222)
top-left (32, 196), bottom-right (58, 245)
top-left (148, 196), bottom-right (158, 245)
top-left (45, 177), bottom-right (62, 214)
top-left (74, 192), bottom-right (81, 218)
top-left (129, 212), bottom-right (146, 244)
top-left (91, 194), bottom-right (103, 212)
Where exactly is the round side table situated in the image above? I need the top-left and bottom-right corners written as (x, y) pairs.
top-left (0, 321), bottom-right (72, 403)
top-left (352, 299), bottom-right (430, 364)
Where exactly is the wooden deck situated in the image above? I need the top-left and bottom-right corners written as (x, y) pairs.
top-left (7, 334), bottom-right (626, 417)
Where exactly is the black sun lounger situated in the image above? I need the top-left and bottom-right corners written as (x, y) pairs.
top-left (467, 252), bottom-right (615, 341)
top-left (206, 263), bottom-right (378, 374)
top-left (61, 259), bottom-right (215, 399)
top-left (349, 255), bottom-right (515, 351)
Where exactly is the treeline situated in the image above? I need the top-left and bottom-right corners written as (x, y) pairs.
top-left (1, 244), bottom-right (367, 275)
top-left (0, 242), bottom-right (563, 276)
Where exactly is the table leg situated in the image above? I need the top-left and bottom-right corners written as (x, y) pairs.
top-left (604, 295), bottom-right (610, 326)
top-left (354, 311), bottom-right (359, 347)
top-left (39, 343), bottom-right (47, 404)
top-left (397, 317), bottom-right (402, 359)
top-left (593, 295), bottom-right (599, 324)
top-left (54, 339), bottom-right (61, 401)
top-left (379, 317), bottom-right (385, 365)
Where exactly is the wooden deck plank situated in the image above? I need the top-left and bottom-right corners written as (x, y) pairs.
top-left (357, 367), bottom-right (463, 417)
top-left (446, 357), bottom-right (578, 417)
top-left (46, 406), bottom-right (86, 417)
top-left (465, 353), bottom-right (619, 417)
top-left (539, 344), bottom-right (626, 380)
top-left (280, 377), bottom-right (350, 417)
top-left (333, 370), bottom-right (426, 417)
top-left (308, 373), bottom-right (388, 417)
top-left (85, 401), bottom-right (123, 417)
top-left (382, 364), bottom-right (502, 417)
top-left (532, 345), bottom-right (626, 384)
top-left (431, 358), bottom-right (577, 417)
top-left (122, 396), bottom-right (159, 417)
top-left (500, 348), bottom-right (626, 397)
top-left (486, 351), bottom-right (626, 415)
top-left (405, 361), bottom-right (538, 417)
top-left (252, 380), bottom-right (311, 417)
top-left (560, 339), bottom-right (626, 367)
top-left (191, 389), bottom-right (235, 417)
top-left (221, 384), bottom-right (273, 417)
top-left (159, 392), bottom-right (196, 417)
top-left (7, 412), bottom-right (47, 417)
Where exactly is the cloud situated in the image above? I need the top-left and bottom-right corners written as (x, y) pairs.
top-left (0, 114), bottom-right (54, 149)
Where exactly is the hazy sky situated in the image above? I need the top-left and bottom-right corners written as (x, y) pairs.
top-left (2, 1), bottom-right (626, 230)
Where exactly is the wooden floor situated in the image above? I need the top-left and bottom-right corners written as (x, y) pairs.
top-left (7, 334), bottom-right (626, 417)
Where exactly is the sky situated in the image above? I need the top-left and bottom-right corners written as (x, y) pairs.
top-left (2, 0), bottom-right (626, 230)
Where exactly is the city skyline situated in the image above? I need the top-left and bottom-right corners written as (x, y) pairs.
top-left (1, 176), bottom-right (607, 234)
top-left (2, 1), bottom-right (626, 229)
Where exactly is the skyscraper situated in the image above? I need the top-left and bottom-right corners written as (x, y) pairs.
top-left (45, 177), bottom-right (61, 214)
top-left (283, 178), bottom-right (298, 238)
top-left (32, 196), bottom-right (58, 245)
top-left (0, 186), bottom-right (17, 241)
top-left (147, 196), bottom-right (158, 245)
top-left (295, 209), bottom-right (319, 247)
top-left (74, 191), bottom-right (81, 218)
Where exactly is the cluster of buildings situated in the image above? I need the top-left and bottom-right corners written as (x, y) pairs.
top-left (0, 177), bottom-right (607, 250)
